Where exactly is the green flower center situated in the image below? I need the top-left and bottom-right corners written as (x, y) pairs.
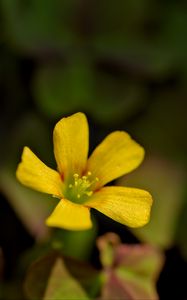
top-left (65, 172), bottom-right (99, 203)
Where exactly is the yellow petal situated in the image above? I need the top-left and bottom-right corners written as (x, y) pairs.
top-left (85, 186), bottom-right (152, 228)
top-left (16, 147), bottom-right (63, 198)
top-left (46, 199), bottom-right (92, 230)
top-left (53, 112), bottom-right (89, 179)
top-left (87, 131), bottom-right (144, 188)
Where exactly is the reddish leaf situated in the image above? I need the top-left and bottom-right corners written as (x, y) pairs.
top-left (98, 233), bottom-right (164, 300)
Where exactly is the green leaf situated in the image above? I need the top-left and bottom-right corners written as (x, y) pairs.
top-left (4, 112), bottom-right (54, 170)
top-left (33, 59), bottom-right (94, 118)
top-left (118, 155), bottom-right (185, 248)
top-left (34, 59), bottom-right (147, 125)
top-left (1, 0), bottom-right (77, 54)
top-left (24, 252), bottom-right (100, 300)
top-left (44, 258), bottom-right (89, 300)
top-left (88, 71), bottom-right (147, 125)
top-left (0, 169), bottom-right (56, 240)
top-left (0, 113), bottom-right (57, 240)
top-left (130, 96), bottom-right (187, 161)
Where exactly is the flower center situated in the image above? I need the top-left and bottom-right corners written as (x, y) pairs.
top-left (65, 172), bottom-right (99, 203)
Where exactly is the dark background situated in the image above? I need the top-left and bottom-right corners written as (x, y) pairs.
top-left (0, 1), bottom-right (187, 299)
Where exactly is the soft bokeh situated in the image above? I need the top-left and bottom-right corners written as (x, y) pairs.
top-left (0, 1), bottom-right (187, 299)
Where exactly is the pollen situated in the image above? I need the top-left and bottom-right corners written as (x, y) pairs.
top-left (67, 171), bottom-right (99, 202)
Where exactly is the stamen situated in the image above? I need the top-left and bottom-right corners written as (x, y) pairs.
top-left (86, 191), bottom-right (93, 196)
top-left (67, 172), bottom-right (99, 202)
top-left (73, 174), bottom-right (79, 179)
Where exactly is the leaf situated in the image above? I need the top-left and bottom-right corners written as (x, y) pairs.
top-left (24, 252), bottom-right (100, 300)
top-left (1, 0), bottom-right (77, 54)
top-left (101, 268), bottom-right (160, 300)
top-left (44, 258), bottom-right (89, 300)
top-left (89, 71), bottom-right (147, 125)
top-left (101, 271), bottom-right (133, 300)
top-left (116, 268), bottom-right (158, 300)
top-left (97, 232), bottom-right (121, 267)
top-left (104, 269), bottom-right (157, 300)
top-left (117, 155), bottom-right (186, 249)
top-left (98, 234), bottom-right (164, 300)
top-left (24, 253), bottom-right (58, 300)
top-left (116, 244), bottom-right (164, 281)
top-left (8, 113), bottom-right (53, 166)
top-left (0, 169), bottom-right (56, 240)
top-left (34, 59), bottom-right (147, 125)
top-left (130, 96), bottom-right (187, 161)
top-left (0, 113), bottom-right (57, 240)
top-left (33, 59), bottom-right (94, 118)
top-left (92, 0), bottom-right (175, 78)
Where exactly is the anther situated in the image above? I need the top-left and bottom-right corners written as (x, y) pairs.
top-left (69, 172), bottom-right (99, 201)
top-left (86, 191), bottom-right (93, 196)
top-left (73, 174), bottom-right (79, 179)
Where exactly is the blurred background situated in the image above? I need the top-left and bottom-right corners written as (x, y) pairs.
top-left (0, 0), bottom-right (187, 299)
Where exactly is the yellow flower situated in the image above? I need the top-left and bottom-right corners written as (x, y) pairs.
top-left (16, 112), bottom-right (152, 231)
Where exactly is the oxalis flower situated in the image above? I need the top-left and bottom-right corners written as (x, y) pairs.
top-left (16, 113), bottom-right (152, 231)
